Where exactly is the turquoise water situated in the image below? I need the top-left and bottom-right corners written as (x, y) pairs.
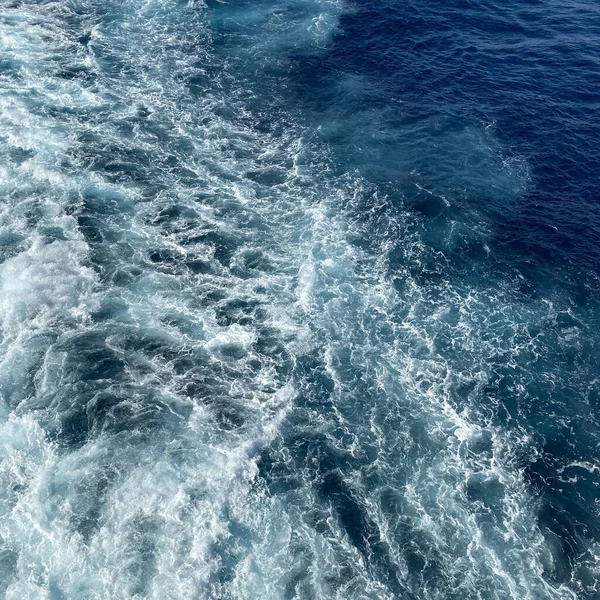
top-left (0, 1), bottom-right (599, 598)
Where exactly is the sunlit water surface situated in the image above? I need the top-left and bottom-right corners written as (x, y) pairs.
top-left (0, 0), bottom-right (599, 598)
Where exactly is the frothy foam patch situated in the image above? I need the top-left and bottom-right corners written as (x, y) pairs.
top-left (0, 239), bottom-right (95, 333)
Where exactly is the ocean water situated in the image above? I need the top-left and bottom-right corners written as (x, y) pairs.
top-left (0, 0), bottom-right (599, 598)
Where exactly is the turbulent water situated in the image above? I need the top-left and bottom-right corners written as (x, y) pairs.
top-left (0, 0), bottom-right (599, 598)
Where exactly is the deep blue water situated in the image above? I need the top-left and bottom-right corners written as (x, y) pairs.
top-left (0, 0), bottom-right (599, 598)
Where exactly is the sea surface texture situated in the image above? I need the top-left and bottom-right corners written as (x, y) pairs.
top-left (0, 0), bottom-right (599, 598)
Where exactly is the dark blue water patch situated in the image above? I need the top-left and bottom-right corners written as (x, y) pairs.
top-left (286, 0), bottom-right (600, 278)
top-left (0, 232), bottom-right (27, 264)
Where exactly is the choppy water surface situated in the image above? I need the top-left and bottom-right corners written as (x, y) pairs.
top-left (0, 0), bottom-right (599, 598)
